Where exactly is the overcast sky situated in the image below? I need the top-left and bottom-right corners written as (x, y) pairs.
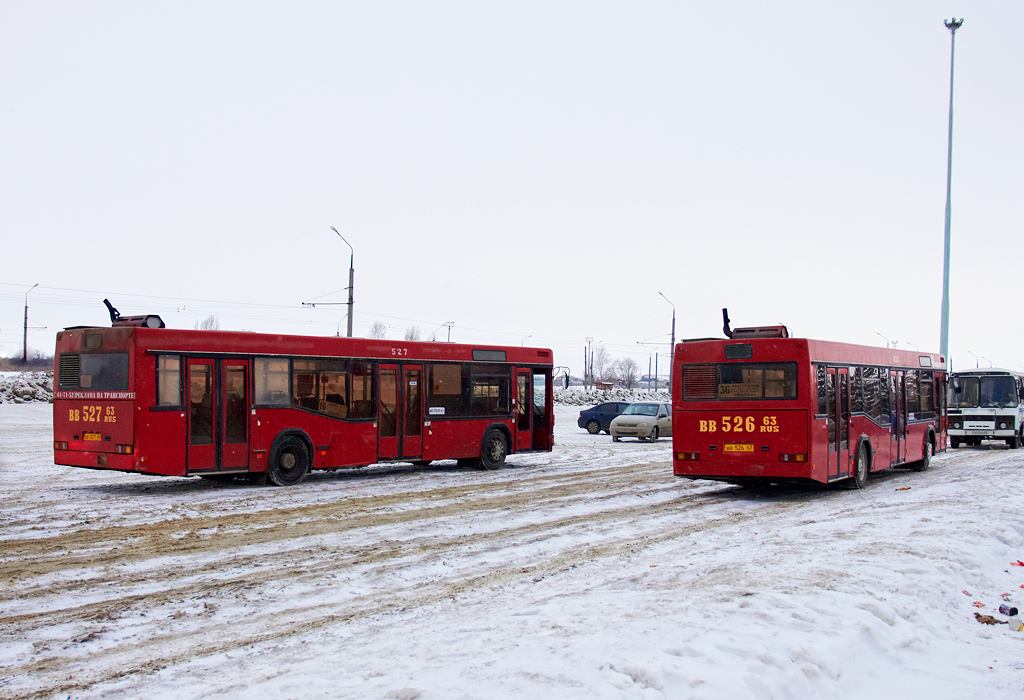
top-left (2, 1), bottom-right (1020, 375)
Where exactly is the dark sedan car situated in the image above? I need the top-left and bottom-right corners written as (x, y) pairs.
top-left (578, 401), bottom-right (630, 434)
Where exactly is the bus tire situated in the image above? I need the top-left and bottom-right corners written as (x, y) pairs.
top-left (586, 420), bottom-right (601, 434)
top-left (1008, 433), bottom-right (1021, 449)
top-left (851, 444), bottom-right (869, 489)
top-left (912, 440), bottom-right (932, 472)
top-left (268, 435), bottom-right (310, 486)
top-left (479, 429), bottom-right (507, 470)
top-left (950, 437), bottom-right (960, 449)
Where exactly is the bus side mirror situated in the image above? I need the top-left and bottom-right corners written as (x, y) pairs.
top-left (952, 378), bottom-right (960, 392)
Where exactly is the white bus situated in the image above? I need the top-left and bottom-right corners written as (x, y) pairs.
top-left (947, 368), bottom-right (1024, 448)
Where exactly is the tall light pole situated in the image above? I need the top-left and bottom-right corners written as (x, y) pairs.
top-left (940, 17), bottom-right (963, 359)
top-left (330, 226), bottom-right (354, 338)
top-left (658, 292), bottom-right (676, 387)
top-left (23, 283), bottom-right (38, 363)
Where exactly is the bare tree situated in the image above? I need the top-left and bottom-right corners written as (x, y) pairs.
top-left (195, 315), bottom-right (220, 331)
top-left (368, 321), bottom-right (388, 339)
top-left (404, 325), bottom-right (421, 341)
top-left (593, 345), bottom-right (610, 381)
top-left (612, 357), bottom-right (640, 389)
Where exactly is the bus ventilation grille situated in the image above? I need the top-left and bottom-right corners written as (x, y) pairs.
top-left (682, 366), bottom-right (717, 400)
top-left (59, 354), bottom-right (80, 388)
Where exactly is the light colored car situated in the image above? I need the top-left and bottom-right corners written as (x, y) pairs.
top-left (610, 402), bottom-right (672, 442)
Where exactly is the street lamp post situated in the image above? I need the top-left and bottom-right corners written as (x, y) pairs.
top-left (940, 17), bottom-right (963, 359)
top-left (23, 283), bottom-right (38, 363)
top-left (658, 292), bottom-right (676, 387)
top-left (330, 226), bottom-right (355, 338)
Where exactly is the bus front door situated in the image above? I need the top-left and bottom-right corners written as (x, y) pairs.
top-left (187, 358), bottom-right (249, 472)
top-left (378, 364), bottom-right (424, 461)
top-left (515, 369), bottom-right (532, 451)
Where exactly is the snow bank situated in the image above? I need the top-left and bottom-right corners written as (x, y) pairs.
top-left (555, 386), bottom-right (670, 406)
top-left (0, 371), bottom-right (53, 404)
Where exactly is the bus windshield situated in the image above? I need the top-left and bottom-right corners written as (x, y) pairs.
top-left (953, 375), bottom-right (1018, 408)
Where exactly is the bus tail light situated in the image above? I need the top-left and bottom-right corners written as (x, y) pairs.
top-left (677, 452), bottom-right (700, 461)
top-left (115, 444), bottom-right (134, 455)
top-left (778, 453), bottom-right (806, 462)
top-left (54, 441), bottom-right (68, 451)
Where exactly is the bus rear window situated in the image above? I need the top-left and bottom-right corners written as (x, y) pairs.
top-left (58, 353), bottom-right (129, 390)
top-left (682, 362), bottom-right (798, 400)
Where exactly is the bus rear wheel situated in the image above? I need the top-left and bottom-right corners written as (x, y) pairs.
top-left (912, 440), bottom-right (932, 472)
top-left (479, 429), bottom-right (508, 470)
top-left (851, 444), bottom-right (868, 489)
top-left (269, 436), bottom-right (310, 486)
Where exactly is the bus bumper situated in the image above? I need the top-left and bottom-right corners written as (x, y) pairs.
top-left (674, 460), bottom-right (816, 481)
top-left (55, 449), bottom-right (136, 472)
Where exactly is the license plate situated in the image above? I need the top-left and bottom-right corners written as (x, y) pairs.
top-left (83, 432), bottom-right (101, 441)
top-left (965, 429), bottom-right (989, 435)
top-left (724, 443), bottom-right (753, 452)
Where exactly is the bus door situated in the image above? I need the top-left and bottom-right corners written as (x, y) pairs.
top-left (532, 370), bottom-right (552, 450)
top-left (402, 365), bottom-right (423, 458)
top-left (515, 369), bottom-right (532, 451)
top-left (825, 367), bottom-right (851, 480)
top-left (187, 358), bottom-right (249, 472)
top-left (891, 370), bottom-right (907, 463)
top-left (378, 364), bottom-right (424, 460)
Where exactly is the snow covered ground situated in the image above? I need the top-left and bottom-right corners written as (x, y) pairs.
top-left (1, 403), bottom-right (1022, 699)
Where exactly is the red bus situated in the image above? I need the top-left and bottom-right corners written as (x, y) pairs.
top-left (672, 316), bottom-right (947, 488)
top-left (53, 311), bottom-right (554, 486)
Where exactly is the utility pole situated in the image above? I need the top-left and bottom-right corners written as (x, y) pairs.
top-left (330, 226), bottom-right (355, 337)
top-left (23, 283), bottom-right (38, 363)
top-left (658, 292), bottom-right (676, 388)
top-left (940, 17), bottom-right (963, 358)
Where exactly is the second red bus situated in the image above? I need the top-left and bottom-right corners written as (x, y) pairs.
top-left (672, 320), bottom-right (946, 488)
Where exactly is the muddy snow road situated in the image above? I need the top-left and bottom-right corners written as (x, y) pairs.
top-left (2, 403), bottom-right (1022, 700)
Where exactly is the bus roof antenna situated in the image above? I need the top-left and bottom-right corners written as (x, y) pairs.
top-left (722, 308), bottom-right (733, 338)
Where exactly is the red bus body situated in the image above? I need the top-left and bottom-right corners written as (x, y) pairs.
top-left (672, 335), bottom-right (947, 486)
top-left (53, 325), bottom-right (554, 484)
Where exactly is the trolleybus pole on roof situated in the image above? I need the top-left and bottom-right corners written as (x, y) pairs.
top-left (330, 226), bottom-right (355, 338)
top-left (940, 17), bottom-right (963, 359)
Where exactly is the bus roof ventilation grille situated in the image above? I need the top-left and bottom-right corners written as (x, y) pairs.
top-left (682, 366), bottom-right (717, 400)
top-left (730, 325), bottom-right (789, 339)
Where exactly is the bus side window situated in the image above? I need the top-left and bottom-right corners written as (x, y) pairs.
top-left (816, 365), bottom-right (826, 414)
top-left (157, 355), bottom-right (182, 407)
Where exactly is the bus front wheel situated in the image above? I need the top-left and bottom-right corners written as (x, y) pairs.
top-left (479, 430), bottom-right (508, 470)
top-left (269, 436), bottom-right (310, 486)
top-left (949, 437), bottom-right (960, 449)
